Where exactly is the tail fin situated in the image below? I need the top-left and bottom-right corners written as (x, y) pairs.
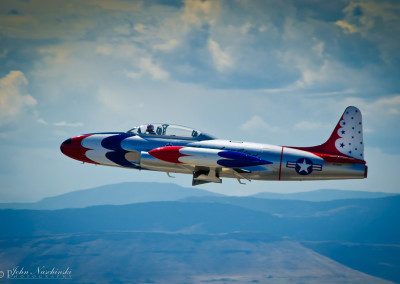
top-left (293, 106), bottom-right (365, 161)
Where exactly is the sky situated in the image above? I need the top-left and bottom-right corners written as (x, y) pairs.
top-left (0, 0), bottom-right (399, 202)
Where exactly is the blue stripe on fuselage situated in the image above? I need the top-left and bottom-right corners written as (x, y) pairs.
top-left (217, 150), bottom-right (271, 168)
top-left (102, 134), bottom-right (139, 168)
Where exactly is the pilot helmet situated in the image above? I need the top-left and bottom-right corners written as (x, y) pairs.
top-left (147, 124), bottom-right (154, 132)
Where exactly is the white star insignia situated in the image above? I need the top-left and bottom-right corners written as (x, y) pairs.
top-left (297, 159), bottom-right (311, 173)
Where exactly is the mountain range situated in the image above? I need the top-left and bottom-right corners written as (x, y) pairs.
top-left (2, 196), bottom-right (400, 244)
top-left (0, 182), bottom-right (221, 210)
top-left (0, 182), bottom-right (395, 209)
top-left (1, 182), bottom-right (399, 283)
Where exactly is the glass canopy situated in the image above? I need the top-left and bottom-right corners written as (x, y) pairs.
top-left (127, 123), bottom-right (215, 140)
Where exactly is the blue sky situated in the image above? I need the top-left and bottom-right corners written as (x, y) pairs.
top-left (0, 0), bottom-right (399, 202)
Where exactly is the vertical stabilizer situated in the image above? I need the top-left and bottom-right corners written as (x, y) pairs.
top-left (334, 106), bottom-right (364, 160)
top-left (292, 106), bottom-right (365, 161)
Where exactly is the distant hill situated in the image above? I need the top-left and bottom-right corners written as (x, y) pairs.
top-left (182, 194), bottom-right (398, 219)
top-left (182, 195), bottom-right (400, 244)
top-left (0, 202), bottom-right (279, 237)
top-left (250, 189), bottom-right (397, 201)
top-left (0, 182), bottom-right (222, 210)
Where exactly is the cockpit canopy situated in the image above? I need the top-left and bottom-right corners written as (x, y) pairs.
top-left (127, 123), bottom-right (215, 140)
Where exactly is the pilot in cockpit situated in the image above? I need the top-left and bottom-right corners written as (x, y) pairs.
top-left (146, 124), bottom-right (156, 134)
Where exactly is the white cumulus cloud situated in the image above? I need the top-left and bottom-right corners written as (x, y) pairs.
top-left (343, 95), bottom-right (400, 117)
top-left (153, 39), bottom-right (179, 52)
top-left (180, 0), bottom-right (218, 27)
top-left (208, 39), bottom-right (233, 72)
top-left (139, 58), bottom-right (169, 80)
top-left (53, 121), bottom-right (84, 127)
top-left (0, 71), bottom-right (37, 126)
top-left (240, 115), bottom-right (279, 132)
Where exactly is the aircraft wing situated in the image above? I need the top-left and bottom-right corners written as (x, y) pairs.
top-left (149, 146), bottom-right (272, 185)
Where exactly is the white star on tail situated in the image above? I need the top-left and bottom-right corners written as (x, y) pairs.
top-left (297, 159), bottom-right (311, 173)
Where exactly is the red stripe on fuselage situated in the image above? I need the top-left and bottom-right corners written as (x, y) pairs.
top-left (149, 146), bottom-right (190, 164)
top-left (278, 146), bottom-right (284, 180)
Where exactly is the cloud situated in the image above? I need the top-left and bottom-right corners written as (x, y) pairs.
top-left (239, 115), bottom-right (279, 132)
top-left (37, 118), bottom-right (48, 125)
top-left (53, 121), bottom-right (84, 127)
top-left (85, 0), bottom-right (142, 12)
top-left (0, 49), bottom-right (8, 58)
top-left (284, 94), bottom-right (400, 142)
top-left (312, 41), bottom-right (325, 58)
top-left (95, 45), bottom-right (113, 56)
top-left (293, 121), bottom-right (327, 131)
top-left (0, 14), bottom-right (36, 37)
top-left (0, 1), bottom-right (96, 40)
top-left (336, 1), bottom-right (400, 64)
top-left (153, 39), bottom-right (179, 52)
top-left (113, 24), bottom-right (131, 36)
top-left (5, 0), bottom-right (393, 91)
top-left (0, 0), bottom-right (139, 40)
top-left (338, 1), bottom-right (400, 36)
top-left (208, 39), bottom-right (233, 72)
top-left (372, 95), bottom-right (400, 115)
top-left (274, 51), bottom-right (378, 94)
top-left (133, 23), bottom-right (146, 34)
top-left (95, 44), bottom-right (142, 58)
top-left (180, 0), bottom-right (218, 27)
top-left (94, 43), bottom-right (170, 80)
top-left (39, 47), bottom-right (71, 64)
top-left (36, 117), bottom-right (84, 128)
top-left (137, 58), bottom-right (169, 80)
top-left (335, 20), bottom-right (358, 34)
top-left (0, 71), bottom-right (37, 126)
top-left (343, 95), bottom-right (400, 118)
top-left (136, 58), bottom-right (169, 80)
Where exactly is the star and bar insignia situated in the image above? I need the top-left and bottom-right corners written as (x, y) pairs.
top-left (287, 158), bottom-right (322, 175)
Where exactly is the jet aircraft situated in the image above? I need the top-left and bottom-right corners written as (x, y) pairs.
top-left (60, 106), bottom-right (367, 185)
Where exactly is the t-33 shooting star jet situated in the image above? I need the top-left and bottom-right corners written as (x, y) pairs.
top-left (61, 106), bottom-right (367, 185)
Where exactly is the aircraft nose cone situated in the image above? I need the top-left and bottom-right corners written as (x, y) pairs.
top-left (60, 135), bottom-right (97, 164)
top-left (60, 138), bottom-right (72, 154)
